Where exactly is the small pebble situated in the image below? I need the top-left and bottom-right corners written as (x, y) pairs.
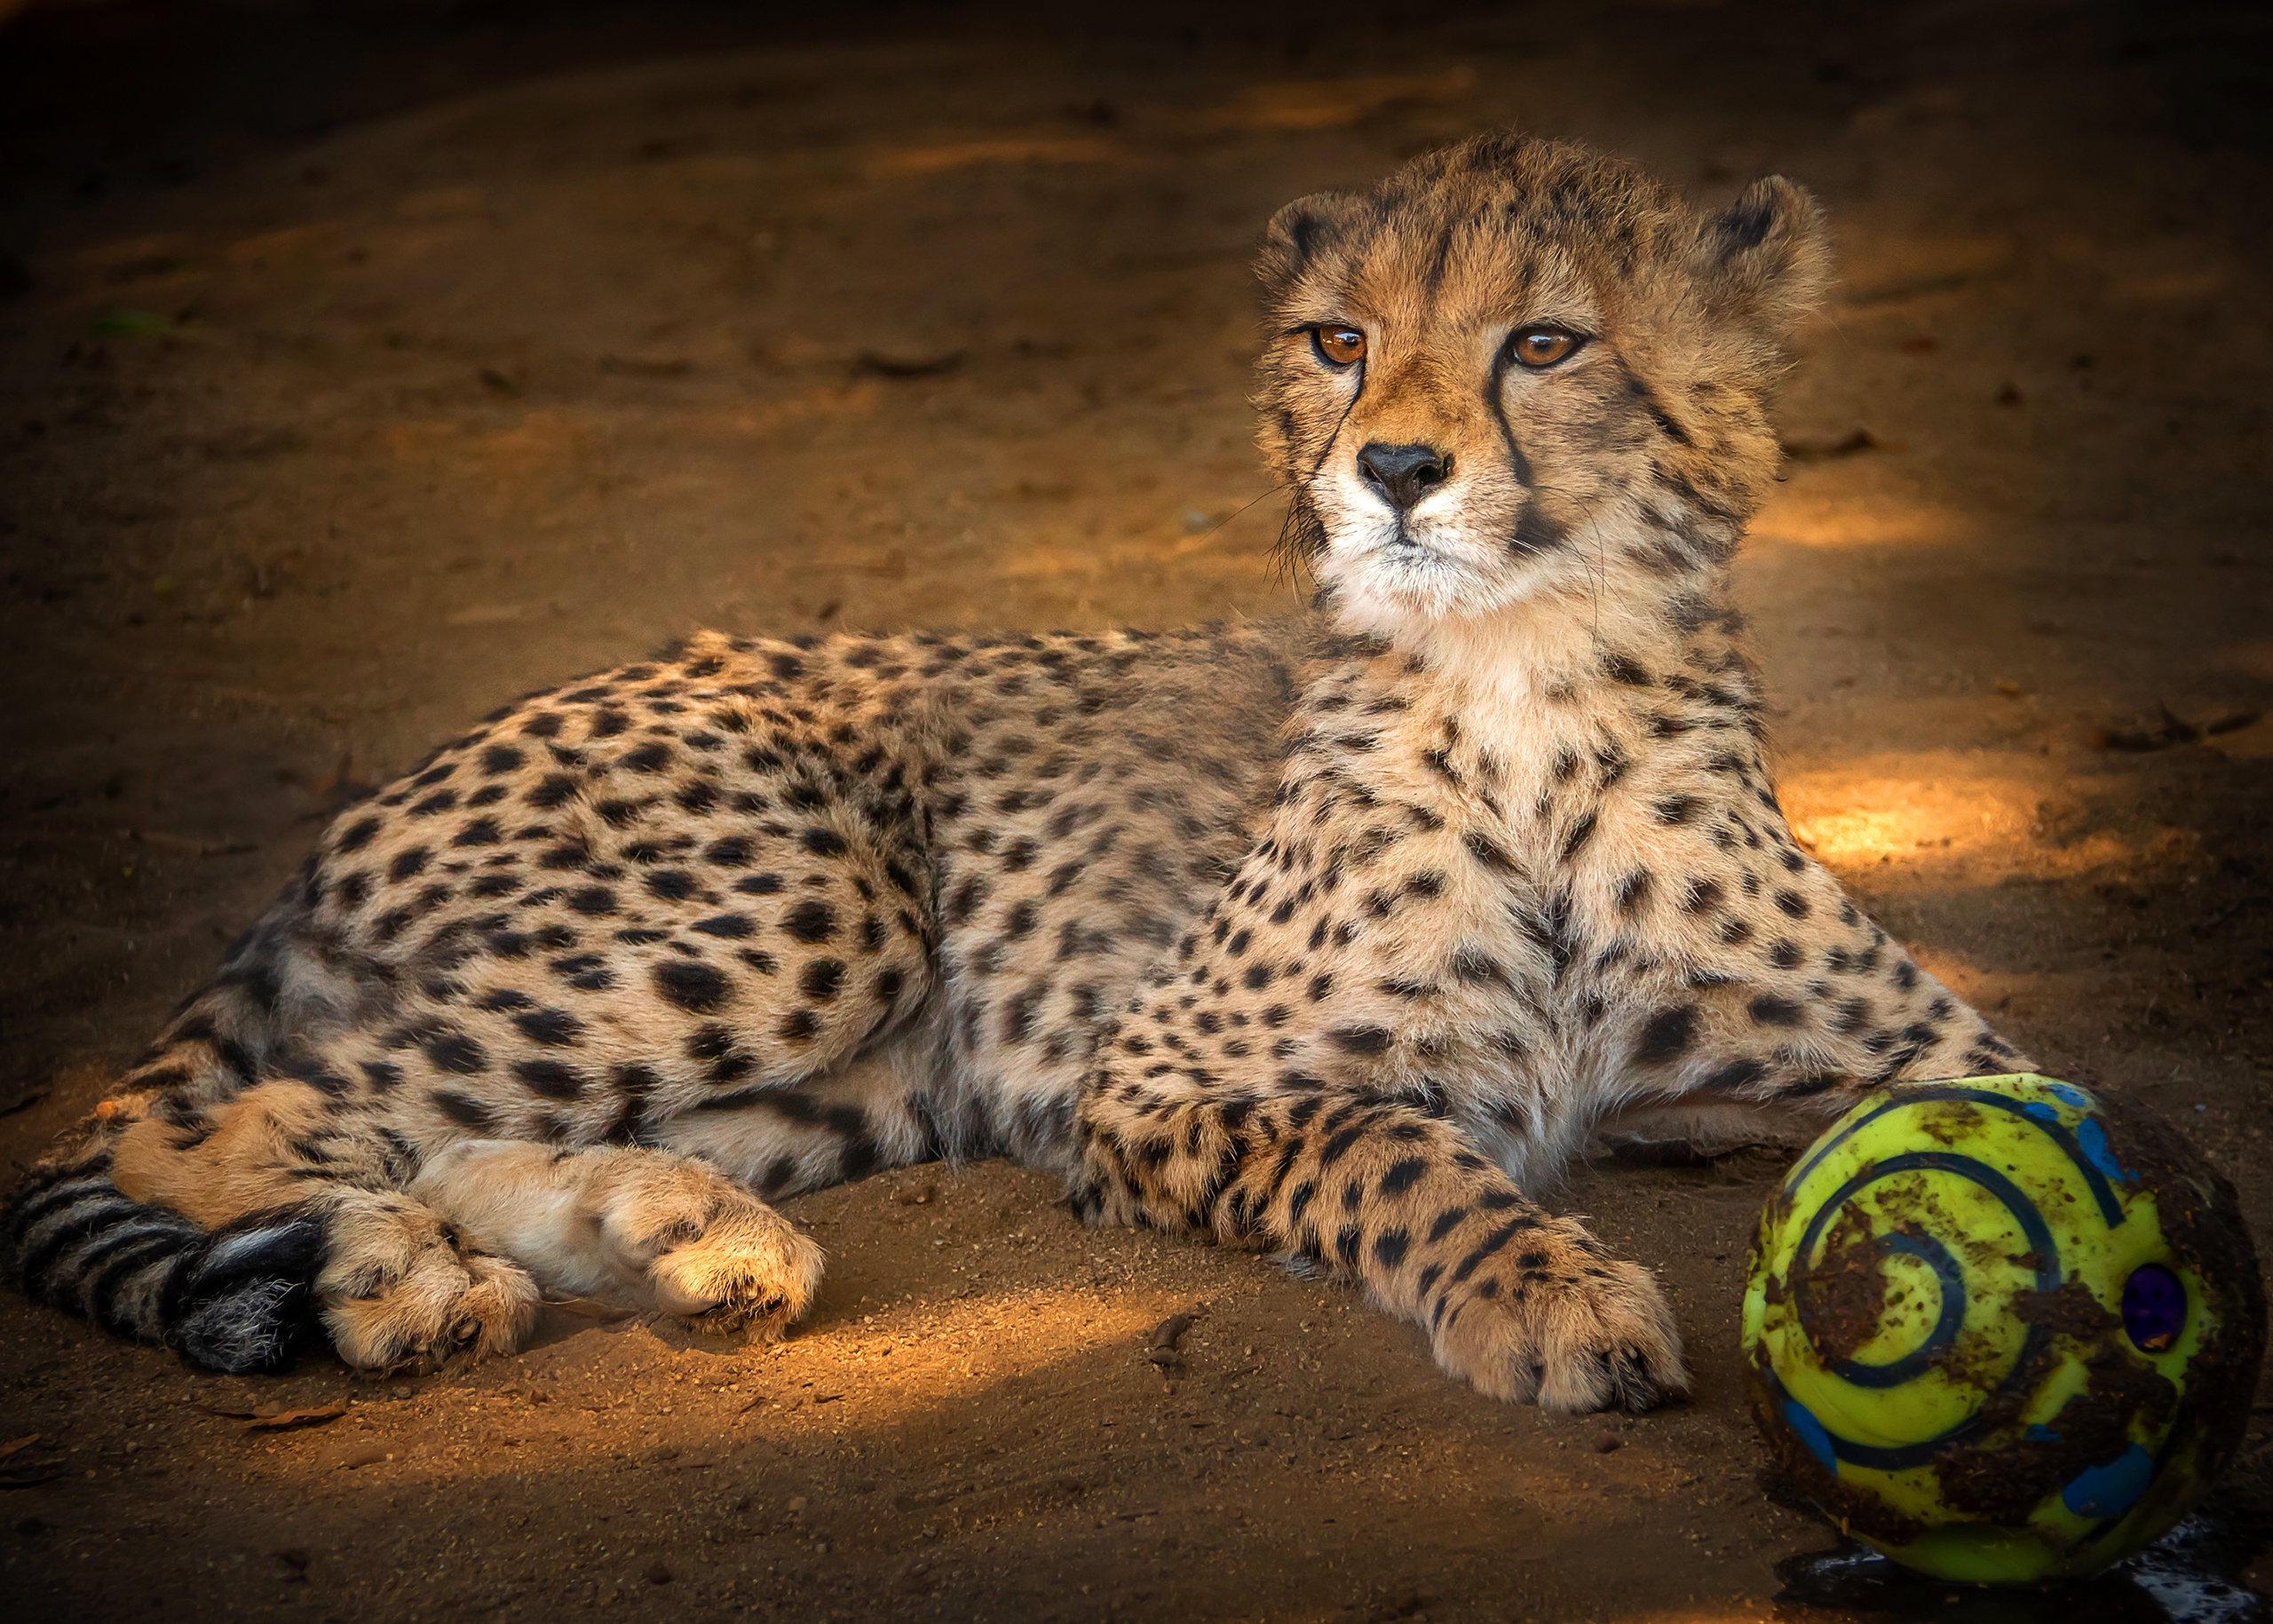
top-left (645, 1560), bottom-right (672, 1586)
top-left (1590, 1431), bottom-right (1622, 1454)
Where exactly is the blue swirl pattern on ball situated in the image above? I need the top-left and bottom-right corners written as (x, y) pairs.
top-left (1771, 1085), bottom-right (2136, 1474)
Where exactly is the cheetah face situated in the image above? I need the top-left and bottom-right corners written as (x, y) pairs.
top-left (1252, 131), bottom-right (1829, 643)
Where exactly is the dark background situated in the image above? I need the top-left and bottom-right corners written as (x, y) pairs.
top-left (1, 3), bottom-right (2269, 1620)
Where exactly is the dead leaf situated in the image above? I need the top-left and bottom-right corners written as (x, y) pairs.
top-left (0, 1434), bottom-right (39, 1461)
top-left (2089, 701), bottom-right (2256, 753)
top-left (1145, 1311), bottom-right (1200, 1365)
top-left (298, 753), bottom-right (376, 817)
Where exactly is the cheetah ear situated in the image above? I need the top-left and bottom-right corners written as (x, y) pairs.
top-left (1256, 191), bottom-right (1365, 299)
top-left (1695, 176), bottom-right (1832, 337)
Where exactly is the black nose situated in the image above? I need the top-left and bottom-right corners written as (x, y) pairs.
top-left (1355, 441), bottom-right (1453, 513)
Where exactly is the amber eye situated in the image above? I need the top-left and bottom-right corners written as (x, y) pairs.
top-left (1509, 327), bottom-right (1580, 368)
top-left (1311, 324), bottom-right (1366, 367)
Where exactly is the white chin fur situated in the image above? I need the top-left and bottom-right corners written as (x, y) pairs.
top-left (1317, 516), bottom-right (1562, 639)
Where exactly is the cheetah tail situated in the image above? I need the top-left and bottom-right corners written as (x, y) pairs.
top-left (4, 1150), bottom-right (328, 1374)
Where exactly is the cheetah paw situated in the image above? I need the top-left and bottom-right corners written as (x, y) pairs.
top-left (1426, 1223), bottom-right (1686, 1413)
top-left (320, 1200), bottom-right (541, 1374)
top-left (645, 1200), bottom-right (826, 1342)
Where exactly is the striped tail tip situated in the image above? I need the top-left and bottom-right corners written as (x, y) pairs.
top-left (5, 1162), bottom-right (327, 1374)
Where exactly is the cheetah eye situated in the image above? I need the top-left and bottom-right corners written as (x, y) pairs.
top-left (1508, 327), bottom-right (1582, 369)
top-left (1311, 324), bottom-right (1366, 368)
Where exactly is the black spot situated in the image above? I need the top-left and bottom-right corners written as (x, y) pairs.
top-left (799, 959), bottom-right (845, 1002)
top-left (1328, 1026), bottom-right (1393, 1057)
top-left (527, 774), bottom-right (579, 809)
top-left (705, 836), bottom-right (754, 867)
top-left (480, 744), bottom-right (525, 775)
top-left (1749, 994), bottom-right (1804, 1026)
top-left (452, 817), bottom-right (503, 848)
top-left (1374, 1229), bottom-right (1410, 1269)
top-left (1512, 504), bottom-right (1567, 553)
top-left (692, 914), bottom-right (754, 939)
top-left (389, 847), bottom-right (430, 882)
top-left (1462, 830), bottom-right (1517, 873)
top-left (513, 1059), bottom-right (584, 1100)
top-left (1635, 1005), bottom-right (1699, 1065)
top-left (431, 1090), bottom-right (495, 1130)
top-left (802, 828), bottom-right (848, 859)
top-left (1702, 1058), bottom-right (1767, 1092)
top-left (783, 899), bottom-right (836, 943)
top-left (645, 869), bottom-right (697, 901)
top-left (1379, 1158), bottom-right (1427, 1197)
top-left (336, 817), bottom-right (381, 853)
top-left (422, 1031), bottom-right (488, 1074)
top-left (653, 960), bottom-right (730, 1013)
top-left (734, 873), bottom-right (784, 896)
top-left (780, 1009), bottom-right (821, 1043)
top-left (513, 1008), bottom-right (584, 1047)
top-left (622, 741), bottom-right (672, 774)
top-left (566, 886), bottom-right (617, 916)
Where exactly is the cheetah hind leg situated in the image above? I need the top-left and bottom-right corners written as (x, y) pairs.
top-left (410, 1142), bottom-right (826, 1341)
top-left (100, 1079), bottom-right (542, 1373)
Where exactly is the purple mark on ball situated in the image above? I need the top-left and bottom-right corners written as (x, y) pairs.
top-left (2122, 1263), bottom-right (2186, 1353)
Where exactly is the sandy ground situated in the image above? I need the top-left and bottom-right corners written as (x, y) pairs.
top-left (1, 2), bottom-right (2270, 1619)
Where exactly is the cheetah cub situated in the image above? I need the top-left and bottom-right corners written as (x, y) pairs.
top-left (8, 132), bottom-right (2025, 1411)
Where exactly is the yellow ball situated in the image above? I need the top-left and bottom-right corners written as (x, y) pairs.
top-left (1743, 1074), bottom-right (2265, 1583)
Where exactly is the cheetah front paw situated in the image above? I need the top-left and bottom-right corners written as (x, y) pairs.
top-left (1425, 1220), bottom-right (1686, 1413)
top-left (319, 1197), bottom-right (542, 1373)
top-left (644, 1198), bottom-right (826, 1342)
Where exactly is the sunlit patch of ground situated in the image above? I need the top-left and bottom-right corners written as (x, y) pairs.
top-left (1778, 752), bottom-right (2212, 894)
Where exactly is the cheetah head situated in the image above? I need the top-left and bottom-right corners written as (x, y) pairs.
top-left (1254, 131), bottom-right (1829, 642)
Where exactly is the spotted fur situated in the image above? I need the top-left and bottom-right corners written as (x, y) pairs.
top-left (5, 134), bottom-right (2024, 1408)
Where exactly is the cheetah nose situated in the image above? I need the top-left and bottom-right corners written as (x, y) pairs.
top-left (1355, 441), bottom-right (1453, 514)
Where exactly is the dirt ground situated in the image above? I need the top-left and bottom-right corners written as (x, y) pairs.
top-left (1, 2), bottom-right (2270, 1619)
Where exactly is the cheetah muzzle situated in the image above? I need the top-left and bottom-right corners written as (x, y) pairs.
top-left (5, 131), bottom-right (2030, 1414)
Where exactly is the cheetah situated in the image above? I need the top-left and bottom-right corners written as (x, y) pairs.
top-left (6, 132), bottom-right (2028, 1411)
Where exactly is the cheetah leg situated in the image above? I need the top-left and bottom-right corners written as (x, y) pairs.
top-left (103, 1078), bottom-right (542, 1372)
top-left (410, 1142), bottom-right (825, 1339)
top-left (1071, 1080), bottom-right (1686, 1412)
